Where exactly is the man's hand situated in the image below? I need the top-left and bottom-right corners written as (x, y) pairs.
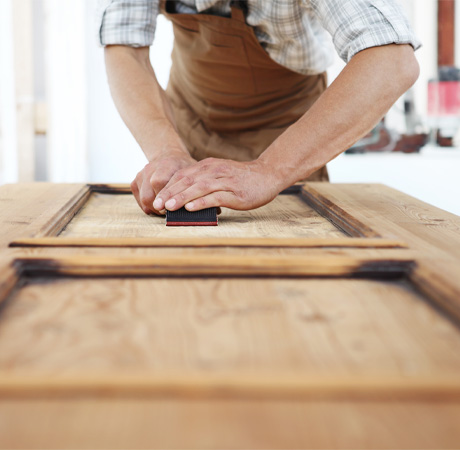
top-left (131, 151), bottom-right (197, 215)
top-left (105, 46), bottom-right (200, 215)
top-left (152, 158), bottom-right (284, 212)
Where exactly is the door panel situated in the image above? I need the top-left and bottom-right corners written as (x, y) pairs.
top-left (1, 275), bottom-right (460, 378)
top-left (2, 182), bottom-right (460, 449)
top-left (58, 192), bottom-right (346, 239)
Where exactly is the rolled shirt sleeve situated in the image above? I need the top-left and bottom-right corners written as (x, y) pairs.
top-left (97, 0), bottom-right (159, 47)
top-left (310, 0), bottom-right (422, 62)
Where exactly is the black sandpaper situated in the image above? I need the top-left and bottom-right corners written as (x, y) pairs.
top-left (166, 207), bottom-right (218, 226)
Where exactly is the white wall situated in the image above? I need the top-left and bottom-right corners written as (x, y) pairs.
top-left (0, 0), bottom-right (18, 183)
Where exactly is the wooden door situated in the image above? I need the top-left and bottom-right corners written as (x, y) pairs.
top-left (1, 182), bottom-right (460, 449)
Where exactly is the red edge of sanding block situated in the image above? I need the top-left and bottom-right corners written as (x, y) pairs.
top-left (166, 207), bottom-right (218, 227)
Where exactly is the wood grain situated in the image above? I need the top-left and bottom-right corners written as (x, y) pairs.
top-left (10, 237), bottom-right (408, 249)
top-left (0, 183), bottom-right (88, 248)
top-left (1, 399), bottom-right (460, 450)
top-left (0, 259), bottom-right (19, 308)
top-left (14, 254), bottom-right (414, 277)
top-left (2, 182), bottom-right (460, 450)
top-left (410, 260), bottom-right (460, 325)
top-left (305, 183), bottom-right (460, 324)
top-left (301, 184), bottom-right (380, 237)
top-left (57, 193), bottom-right (346, 239)
top-left (305, 183), bottom-right (460, 260)
top-left (1, 277), bottom-right (459, 378)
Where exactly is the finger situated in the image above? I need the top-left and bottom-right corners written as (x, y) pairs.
top-left (130, 177), bottom-right (140, 204)
top-left (160, 176), bottom-right (202, 211)
top-left (150, 163), bottom-right (177, 197)
top-left (163, 177), bottom-right (230, 211)
top-left (184, 191), bottom-right (239, 211)
top-left (139, 174), bottom-right (157, 214)
top-left (152, 165), bottom-right (197, 211)
top-left (157, 159), bottom-right (218, 199)
top-left (131, 177), bottom-right (151, 215)
top-left (156, 159), bottom-right (231, 210)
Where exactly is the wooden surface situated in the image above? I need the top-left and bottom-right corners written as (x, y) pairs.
top-left (2, 277), bottom-right (459, 377)
top-left (2, 399), bottom-right (460, 450)
top-left (0, 183), bottom-right (88, 248)
top-left (58, 192), bottom-right (346, 239)
top-left (1, 182), bottom-right (460, 449)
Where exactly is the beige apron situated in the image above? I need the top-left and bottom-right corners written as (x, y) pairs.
top-left (162, 0), bottom-right (329, 181)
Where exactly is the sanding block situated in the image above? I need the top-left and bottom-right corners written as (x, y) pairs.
top-left (166, 207), bottom-right (218, 226)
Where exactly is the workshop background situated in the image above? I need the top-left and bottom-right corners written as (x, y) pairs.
top-left (0, 0), bottom-right (459, 215)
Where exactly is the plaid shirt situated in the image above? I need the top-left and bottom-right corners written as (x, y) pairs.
top-left (97, 0), bottom-right (420, 75)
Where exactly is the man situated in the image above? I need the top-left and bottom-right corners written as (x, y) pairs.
top-left (99, 0), bottom-right (420, 215)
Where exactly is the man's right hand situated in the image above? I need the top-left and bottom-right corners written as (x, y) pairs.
top-left (131, 151), bottom-right (197, 215)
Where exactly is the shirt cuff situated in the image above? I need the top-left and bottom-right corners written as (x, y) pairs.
top-left (334, 0), bottom-right (422, 62)
top-left (98, 0), bottom-right (159, 48)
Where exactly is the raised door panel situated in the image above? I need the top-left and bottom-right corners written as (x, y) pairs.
top-left (58, 191), bottom-right (346, 239)
top-left (9, 184), bottom-right (408, 250)
top-left (1, 276), bottom-right (460, 378)
top-left (1, 259), bottom-right (460, 448)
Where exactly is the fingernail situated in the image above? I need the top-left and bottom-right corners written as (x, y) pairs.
top-left (165, 199), bottom-right (176, 210)
top-left (153, 198), bottom-right (163, 210)
top-left (185, 202), bottom-right (194, 210)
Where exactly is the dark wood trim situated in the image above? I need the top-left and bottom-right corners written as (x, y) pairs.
top-left (0, 259), bottom-right (20, 309)
top-left (301, 185), bottom-right (381, 238)
top-left (438, 0), bottom-right (455, 67)
top-left (410, 262), bottom-right (460, 326)
top-left (15, 254), bottom-right (415, 278)
top-left (89, 184), bottom-right (132, 194)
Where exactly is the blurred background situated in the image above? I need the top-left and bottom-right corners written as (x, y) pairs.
top-left (0, 0), bottom-right (459, 215)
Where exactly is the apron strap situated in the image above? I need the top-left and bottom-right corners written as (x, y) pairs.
top-left (230, 1), bottom-right (247, 23)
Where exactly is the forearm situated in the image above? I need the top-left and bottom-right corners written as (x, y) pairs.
top-left (104, 45), bottom-right (189, 161)
top-left (258, 44), bottom-right (420, 187)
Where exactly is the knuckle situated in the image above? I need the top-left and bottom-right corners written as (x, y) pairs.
top-left (196, 197), bottom-right (208, 208)
top-left (176, 192), bottom-right (187, 202)
top-left (215, 164), bottom-right (229, 177)
top-left (199, 160), bottom-right (213, 171)
top-left (182, 175), bottom-right (194, 187)
top-left (216, 192), bottom-right (226, 202)
top-left (151, 176), bottom-right (169, 191)
top-left (159, 189), bottom-right (171, 199)
top-left (197, 180), bottom-right (210, 191)
top-left (140, 190), bottom-right (154, 205)
top-left (235, 189), bottom-right (247, 201)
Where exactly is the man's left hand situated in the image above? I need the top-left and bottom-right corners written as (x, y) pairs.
top-left (152, 158), bottom-right (283, 212)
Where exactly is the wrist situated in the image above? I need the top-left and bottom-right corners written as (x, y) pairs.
top-left (256, 133), bottom-right (319, 188)
top-left (142, 125), bottom-right (192, 163)
top-left (147, 145), bottom-right (191, 163)
top-left (251, 158), bottom-right (291, 194)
